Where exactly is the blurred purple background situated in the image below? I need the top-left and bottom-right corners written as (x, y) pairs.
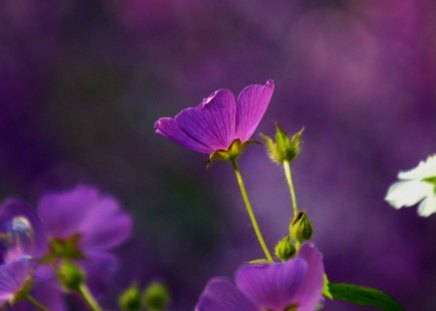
top-left (1, 0), bottom-right (436, 310)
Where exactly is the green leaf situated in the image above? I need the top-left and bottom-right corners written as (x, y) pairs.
top-left (329, 282), bottom-right (406, 311)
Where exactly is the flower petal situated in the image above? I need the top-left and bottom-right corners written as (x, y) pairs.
top-left (398, 154), bottom-right (436, 180)
top-left (0, 258), bottom-right (32, 305)
top-left (235, 80), bottom-right (274, 142)
top-left (293, 244), bottom-right (325, 311)
top-left (385, 180), bottom-right (432, 209)
top-left (0, 199), bottom-right (47, 259)
top-left (78, 195), bottom-right (132, 251)
top-left (154, 117), bottom-right (213, 154)
top-left (195, 278), bottom-right (257, 311)
top-left (38, 185), bottom-right (131, 252)
top-left (14, 276), bottom-right (67, 311)
top-left (236, 257), bottom-right (307, 310)
top-left (79, 251), bottom-right (118, 295)
top-left (175, 89), bottom-right (237, 151)
top-left (417, 193), bottom-right (436, 217)
top-left (37, 185), bottom-right (100, 239)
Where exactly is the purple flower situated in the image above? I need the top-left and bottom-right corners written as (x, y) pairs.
top-left (0, 200), bottom-right (38, 307)
top-left (0, 199), bottom-right (64, 310)
top-left (154, 80), bottom-right (274, 154)
top-left (37, 185), bottom-right (133, 293)
top-left (196, 244), bottom-right (324, 311)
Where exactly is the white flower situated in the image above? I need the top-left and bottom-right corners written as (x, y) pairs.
top-left (385, 154), bottom-right (436, 217)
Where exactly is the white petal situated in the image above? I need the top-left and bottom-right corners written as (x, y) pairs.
top-left (417, 193), bottom-right (436, 217)
top-left (398, 154), bottom-right (436, 180)
top-left (385, 180), bottom-right (432, 209)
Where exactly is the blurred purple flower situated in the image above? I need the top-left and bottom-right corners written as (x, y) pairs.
top-left (196, 244), bottom-right (324, 311)
top-left (0, 199), bottom-right (65, 310)
top-left (154, 80), bottom-right (274, 154)
top-left (37, 185), bottom-right (133, 293)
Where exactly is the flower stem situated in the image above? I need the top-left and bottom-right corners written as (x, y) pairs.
top-left (24, 294), bottom-right (50, 311)
top-left (230, 158), bottom-right (273, 262)
top-left (283, 160), bottom-right (299, 216)
top-left (78, 284), bottom-right (103, 311)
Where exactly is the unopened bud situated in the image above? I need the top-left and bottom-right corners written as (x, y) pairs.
top-left (143, 281), bottom-right (170, 311)
top-left (290, 211), bottom-right (313, 244)
top-left (260, 124), bottom-right (303, 165)
top-left (119, 283), bottom-right (142, 311)
top-left (274, 235), bottom-right (296, 261)
top-left (58, 260), bottom-right (84, 291)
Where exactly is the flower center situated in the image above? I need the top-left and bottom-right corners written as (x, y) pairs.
top-left (423, 176), bottom-right (436, 192)
top-left (48, 234), bottom-right (84, 260)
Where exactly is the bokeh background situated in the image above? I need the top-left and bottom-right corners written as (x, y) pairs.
top-left (1, 0), bottom-right (436, 310)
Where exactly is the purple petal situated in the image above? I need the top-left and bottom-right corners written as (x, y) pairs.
top-left (37, 185), bottom-right (131, 252)
top-left (154, 117), bottom-right (213, 154)
top-left (14, 265), bottom-right (65, 311)
top-left (37, 185), bottom-right (100, 239)
top-left (293, 244), bottom-right (325, 311)
top-left (78, 251), bottom-right (118, 295)
top-left (235, 80), bottom-right (274, 142)
top-left (175, 89), bottom-right (237, 151)
top-left (0, 199), bottom-right (47, 259)
top-left (14, 277), bottom-right (67, 311)
top-left (236, 257), bottom-right (307, 310)
top-left (78, 195), bottom-right (132, 251)
top-left (195, 278), bottom-right (258, 311)
top-left (32, 279), bottom-right (66, 311)
top-left (0, 258), bottom-right (32, 304)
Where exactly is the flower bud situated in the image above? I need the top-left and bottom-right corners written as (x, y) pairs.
top-left (58, 260), bottom-right (85, 291)
top-left (119, 283), bottom-right (142, 311)
top-left (143, 281), bottom-right (170, 311)
top-left (274, 235), bottom-right (296, 261)
top-left (260, 124), bottom-right (303, 165)
top-left (290, 211), bottom-right (313, 244)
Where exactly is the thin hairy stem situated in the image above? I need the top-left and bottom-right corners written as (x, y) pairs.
top-left (231, 158), bottom-right (273, 262)
top-left (283, 160), bottom-right (299, 216)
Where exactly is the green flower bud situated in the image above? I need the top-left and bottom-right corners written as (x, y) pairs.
top-left (57, 260), bottom-right (85, 291)
top-left (274, 235), bottom-right (296, 261)
top-left (260, 124), bottom-right (303, 165)
top-left (143, 281), bottom-right (170, 311)
top-left (290, 211), bottom-right (313, 244)
top-left (119, 283), bottom-right (142, 311)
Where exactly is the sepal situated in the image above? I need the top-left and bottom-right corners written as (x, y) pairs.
top-left (208, 139), bottom-right (258, 165)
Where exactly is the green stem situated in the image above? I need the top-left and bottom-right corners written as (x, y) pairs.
top-left (78, 284), bottom-right (103, 311)
top-left (283, 160), bottom-right (299, 216)
top-left (230, 158), bottom-right (273, 262)
top-left (24, 294), bottom-right (50, 311)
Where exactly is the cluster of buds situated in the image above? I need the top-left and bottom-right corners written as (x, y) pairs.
top-left (266, 124), bottom-right (313, 261)
top-left (119, 281), bottom-right (170, 311)
top-left (275, 211), bottom-right (313, 261)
